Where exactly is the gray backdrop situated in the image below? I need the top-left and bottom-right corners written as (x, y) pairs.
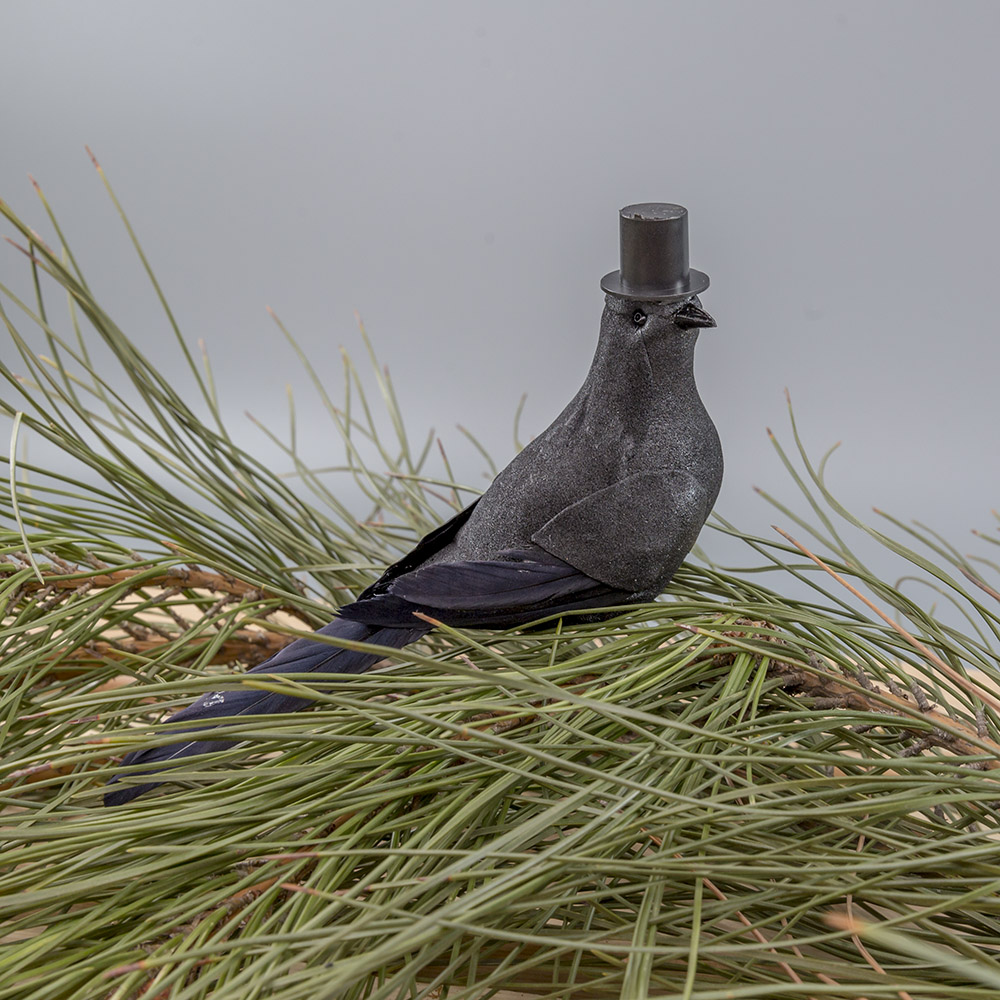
top-left (3, 1), bottom-right (998, 579)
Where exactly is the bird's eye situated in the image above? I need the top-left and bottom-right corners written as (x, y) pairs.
top-left (632, 310), bottom-right (647, 327)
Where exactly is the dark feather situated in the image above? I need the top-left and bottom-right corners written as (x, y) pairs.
top-left (391, 554), bottom-right (584, 609)
top-left (356, 500), bottom-right (480, 600)
top-left (340, 548), bottom-right (631, 629)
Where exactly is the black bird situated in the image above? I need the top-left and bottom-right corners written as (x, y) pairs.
top-left (105, 203), bottom-right (723, 806)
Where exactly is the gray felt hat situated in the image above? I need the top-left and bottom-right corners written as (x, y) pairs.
top-left (600, 203), bottom-right (710, 302)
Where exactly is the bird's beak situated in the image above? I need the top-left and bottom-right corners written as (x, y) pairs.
top-left (675, 302), bottom-right (717, 330)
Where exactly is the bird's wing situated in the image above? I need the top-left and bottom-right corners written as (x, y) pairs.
top-left (530, 468), bottom-right (711, 592)
top-left (339, 547), bottom-right (627, 629)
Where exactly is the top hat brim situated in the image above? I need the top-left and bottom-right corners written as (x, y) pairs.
top-left (600, 268), bottom-right (710, 302)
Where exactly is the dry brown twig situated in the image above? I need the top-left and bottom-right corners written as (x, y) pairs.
top-left (685, 619), bottom-right (1000, 770)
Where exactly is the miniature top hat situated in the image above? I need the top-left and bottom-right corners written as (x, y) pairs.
top-left (600, 203), bottom-right (710, 302)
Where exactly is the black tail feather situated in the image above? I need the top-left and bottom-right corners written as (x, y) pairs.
top-left (104, 618), bottom-right (427, 806)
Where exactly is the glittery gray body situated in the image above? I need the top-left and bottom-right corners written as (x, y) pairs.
top-left (424, 293), bottom-right (722, 597)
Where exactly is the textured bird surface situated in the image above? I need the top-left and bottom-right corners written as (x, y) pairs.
top-left (105, 278), bottom-right (721, 806)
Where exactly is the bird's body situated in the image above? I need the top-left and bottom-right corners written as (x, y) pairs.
top-left (437, 294), bottom-right (721, 593)
top-left (105, 205), bottom-right (723, 806)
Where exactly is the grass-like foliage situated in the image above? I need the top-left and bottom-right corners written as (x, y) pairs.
top-left (3, 166), bottom-right (1000, 1000)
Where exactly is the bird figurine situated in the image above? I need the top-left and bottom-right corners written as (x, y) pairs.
top-left (106, 202), bottom-right (723, 806)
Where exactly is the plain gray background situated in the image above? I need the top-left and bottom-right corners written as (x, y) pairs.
top-left (2, 1), bottom-right (998, 580)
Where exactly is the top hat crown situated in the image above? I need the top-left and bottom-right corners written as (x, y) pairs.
top-left (600, 203), bottom-right (710, 302)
